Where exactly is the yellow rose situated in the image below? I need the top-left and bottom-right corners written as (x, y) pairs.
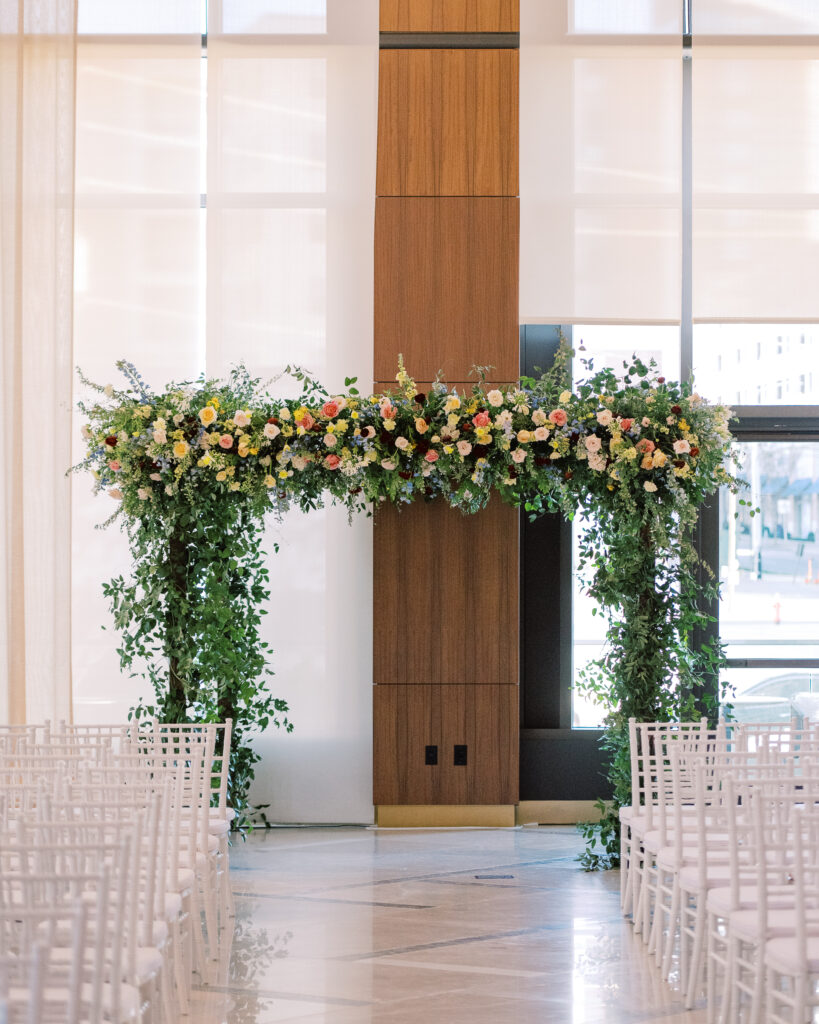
top-left (199, 406), bottom-right (217, 426)
top-left (216, 470), bottom-right (227, 481)
top-left (264, 475), bottom-right (276, 487)
top-left (173, 440), bottom-right (189, 458)
top-left (229, 481), bottom-right (241, 491)
top-left (558, 390), bottom-right (572, 404)
top-left (238, 446), bottom-right (249, 458)
top-left (653, 450), bottom-right (667, 468)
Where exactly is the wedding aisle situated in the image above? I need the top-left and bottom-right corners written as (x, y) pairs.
top-left (192, 827), bottom-right (707, 1024)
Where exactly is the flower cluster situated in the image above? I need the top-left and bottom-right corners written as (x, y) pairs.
top-left (73, 357), bottom-right (737, 524)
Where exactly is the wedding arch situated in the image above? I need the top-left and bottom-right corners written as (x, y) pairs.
top-left (74, 343), bottom-right (743, 858)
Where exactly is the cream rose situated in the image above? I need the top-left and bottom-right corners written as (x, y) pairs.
top-left (511, 448), bottom-right (526, 464)
top-left (456, 440), bottom-right (472, 456)
top-left (596, 409), bottom-right (613, 427)
top-left (264, 422), bottom-right (280, 440)
top-left (234, 410), bottom-right (252, 428)
top-left (584, 435), bottom-right (602, 453)
top-left (487, 389), bottom-right (504, 408)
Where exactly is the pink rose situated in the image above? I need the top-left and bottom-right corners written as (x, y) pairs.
top-left (472, 411), bottom-right (491, 428)
top-left (511, 448), bottom-right (526, 464)
top-left (673, 439), bottom-right (691, 455)
top-left (424, 450), bottom-right (439, 463)
top-left (620, 418), bottom-right (633, 432)
top-left (108, 460), bottom-right (121, 472)
top-left (300, 412), bottom-right (315, 431)
top-left (219, 434), bottom-right (233, 449)
top-left (324, 434), bottom-right (338, 448)
top-left (533, 426), bottom-right (549, 442)
top-left (636, 438), bottom-right (655, 454)
top-left (548, 409), bottom-right (568, 427)
top-left (322, 401), bottom-right (339, 419)
top-left (324, 454), bottom-right (341, 470)
top-left (361, 426), bottom-right (376, 439)
top-left (456, 440), bottom-right (472, 456)
top-left (584, 435), bottom-right (602, 453)
top-left (380, 400), bottom-right (397, 420)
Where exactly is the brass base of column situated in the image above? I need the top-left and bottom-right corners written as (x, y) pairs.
top-left (515, 800), bottom-right (609, 825)
top-left (375, 804), bottom-right (515, 827)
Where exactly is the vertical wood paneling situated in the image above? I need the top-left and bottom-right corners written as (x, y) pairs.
top-left (373, 685), bottom-right (518, 804)
top-left (373, 495), bottom-right (518, 685)
top-left (374, 197), bottom-right (519, 382)
top-left (380, 0), bottom-right (519, 33)
top-left (377, 49), bottom-right (518, 197)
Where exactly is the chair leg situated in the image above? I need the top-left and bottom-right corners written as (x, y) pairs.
top-left (684, 900), bottom-right (706, 1009)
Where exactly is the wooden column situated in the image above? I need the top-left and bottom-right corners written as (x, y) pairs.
top-left (373, 0), bottom-right (520, 826)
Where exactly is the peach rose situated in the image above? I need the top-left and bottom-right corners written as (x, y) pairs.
top-left (584, 435), bottom-right (602, 453)
top-left (673, 439), bottom-right (691, 455)
top-left (620, 418), bottom-right (633, 431)
top-left (457, 440), bottom-right (472, 456)
top-left (636, 438), bottom-right (655, 454)
top-left (322, 401), bottom-right (340, 418)
top-left (533, 427), bottom-right (549, 442)
top-left (424, 450), bottom-right (439, 463)
top-left (219, 434), bottom-right (233, 449)
top-left (324, 434), bottom-right (338, 448)
top-left (596, 409), bottom-right (613, 427)
top-left (108, 460), bottom-right (121, 472)
top-left (511, 448), bottom-right (526, 464)
top-left (548, 409), bottom-right (568, 427)
top-left (472, 411), bottom-right (491, 428)
top-left (300, 412), bottom-right (315, 431)
top-left (361, 426), bottom-right (376, 439)
top-left (264, 422), bottom-right (280, 439)
top-left (234, 410), bottom-right (251, 428)
top-left (415, 417), bottom-right (429, 434)
top-left (324, 454), bottom-right (341, 470)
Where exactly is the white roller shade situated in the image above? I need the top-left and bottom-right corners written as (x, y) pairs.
top-left (693, 5), bottom-right (819, 321)
top-left (520, 1), bottom-right (683, 324)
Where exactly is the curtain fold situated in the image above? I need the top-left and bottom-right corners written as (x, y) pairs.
top-left (0, 0), bottom-right (77, 724)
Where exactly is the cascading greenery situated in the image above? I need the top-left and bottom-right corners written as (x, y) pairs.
top-left (72, 347), bottom-right (744, 846)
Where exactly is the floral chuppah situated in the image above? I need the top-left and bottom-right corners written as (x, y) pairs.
top-left (74, 348), bottom-right (743, 845)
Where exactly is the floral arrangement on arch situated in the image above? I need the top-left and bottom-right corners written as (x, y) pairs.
top-left (73, 348), bottom-right (744, 846)
top-left (76, 355), bottom-right (735, 523)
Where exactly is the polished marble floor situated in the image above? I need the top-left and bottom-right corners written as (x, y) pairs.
top-left (190, 826), bottom-right (708, 1024)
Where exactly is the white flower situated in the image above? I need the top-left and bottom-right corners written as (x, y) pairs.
top-left (165, 485), bottom-right (174, 495)
top-left (644, 480), bottom-right (658, 492)
top-left (234, 410), bottom-right (252, 428)
top-left (596, 409), bottom-right (613, 427)
top-left (588, 453), bottom-right (607, 472)
top-left (81, 424), bottom-right (92, 440)
top-left (381, 459), bottom-right (397, 471)
top-left (291, 456), bottom-right (308, 471)
top-left (511, 448), bottom-right (526, 464)
top-left (173, 413), bottom-right (184, 426)
top-left (395, 437), bottom-right (410, 450)
top-left (137, 487), bottom-right (150, 501)
top-left (263, 422), bottom-right (280, 440)
top-left (534, 426), bottom-right (549, 442)
top-left (149, 473), bottom-right (161, 481)
top-left (279, 407), bottom-right (291, 421)
top-left (103, 384), bottom-right (114, 398)
top-left (153, 429), bottom-right (167, 444)
top-left (487, 389), bottom-right (504, 407)
top-left (531, 409), bottom-right (548, 427)
top-left (153, 418), bottom-right (166, 430)
top-left (495, 409), bottom-right (513, 428)
top-left (259, 455), bottom-right (272, 467)
top-left (108, 488), bottom-right (123, 500)
top-left (558, 390), bottom-right (573, 404)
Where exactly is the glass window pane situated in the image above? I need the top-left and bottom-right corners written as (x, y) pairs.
top-left (78, 0), bottom-right (202, 35)
top-left (720, 441), bottom-right (819, 717)
top-left (572, 325), bottom-right (680, 381)
top-left (721, 668), bottom-right (815, 724)
top-left (221, 0), bottom-right (326, 34)
top-left (694, 325), bottom-right (819, 405)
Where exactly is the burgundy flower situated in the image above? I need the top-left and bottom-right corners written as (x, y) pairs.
top-left (671, 405), bottom-right (682, 415)
top-left (105, 435), bottom-right (118, 447)
top-left (507, 467), bottom-right (518, 478)
top-left (690, 446), bottom-right (700, 457)
top-left (399, 471), bottom-right (412, 480)
top-left (657, 376), bottom-right (666, 384)
top-left (673, 459), bottom-right (685, 468)
top-left (473, 444), bottom-right (489, 459)
top-left (416, 439), bottom-right (430, 455)
top-left (413, 392), bottom-right (426, 405)
top-left (267, 417), bottom-right (279, 425)
top-left (564, 470), bottom-right (573, 480)
top-left (535, 456), bottom-right (549, 467)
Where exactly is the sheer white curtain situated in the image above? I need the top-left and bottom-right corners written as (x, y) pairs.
top-left (519, 0), bottom-right (682, 324)
top-left (0, 0), bottom-right (77, 724)
top-left (72, 0), bottom-right (377, 822)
